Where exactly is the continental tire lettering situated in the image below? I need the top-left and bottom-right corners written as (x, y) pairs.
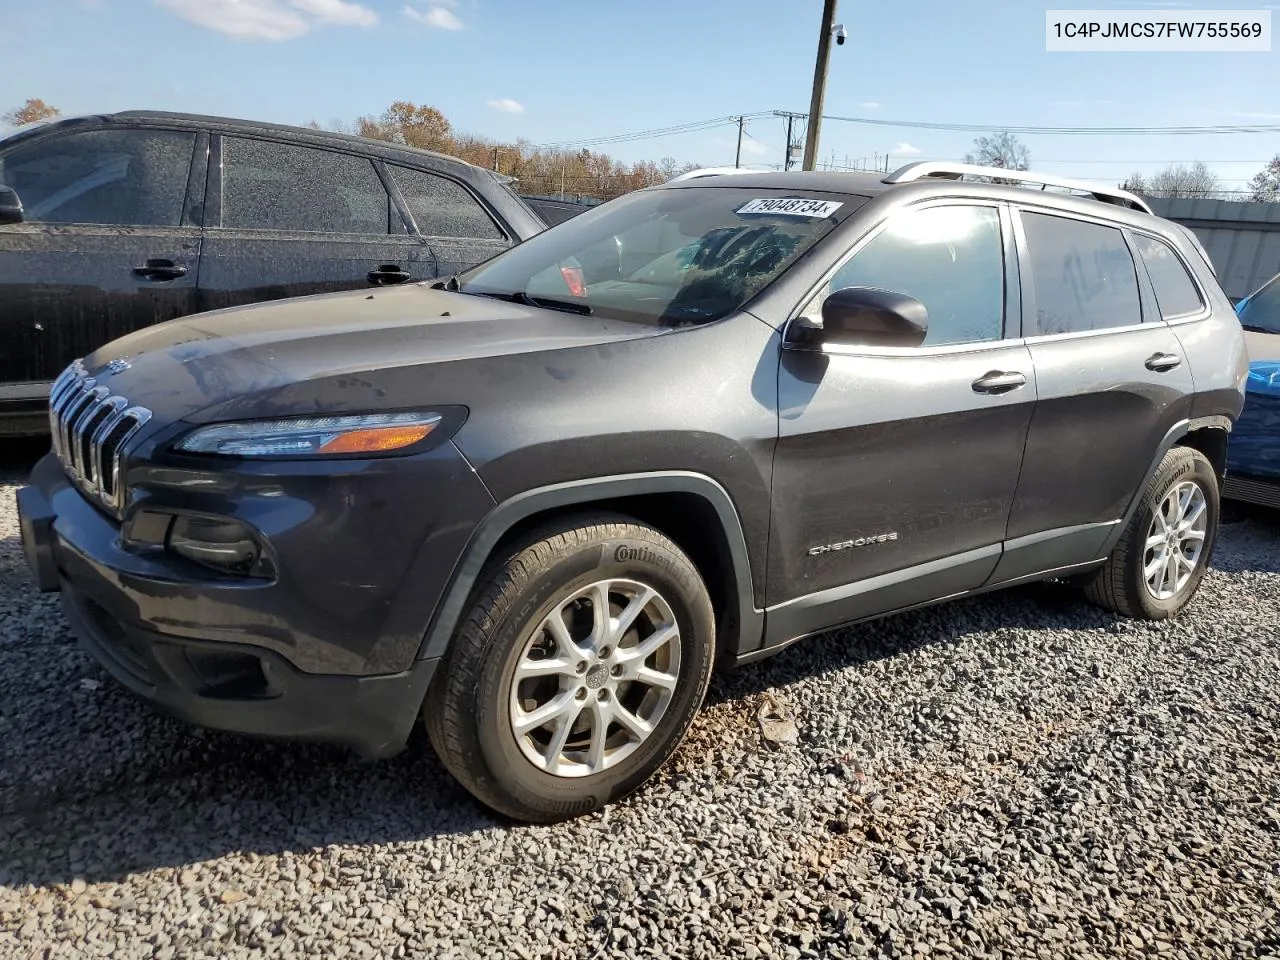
top-left (612, 543), bottom-right (678, 573)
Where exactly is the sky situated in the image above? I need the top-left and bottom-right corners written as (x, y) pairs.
top-left (3, 0), bottom-right (1280, 194)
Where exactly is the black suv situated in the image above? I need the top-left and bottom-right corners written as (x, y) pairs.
top-left (0, 110), bottom-right (546, 435)
top-left (17, 163), bottom-right (1247, 822)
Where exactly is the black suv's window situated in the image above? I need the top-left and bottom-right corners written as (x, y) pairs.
top-left (0, 128), bottom-right (194, 227)
top-left (1021, 212), bottom-right (1141, 335)
top-left (221, 138), bottom-right (389, 234)
top-left (1133, 233), bottom-right (1204, 319)
top-left (460, 187), bottom-right (861, 326)
top-left (822, 205), bottom-right (1005, 346)
top-left (1238, 275), bottom-right (1280, 334)
top-left (390, 166), bottom-right (503, 240)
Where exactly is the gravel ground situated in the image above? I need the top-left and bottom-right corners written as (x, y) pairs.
top-left (2, 443), bottom-right (1279, 960)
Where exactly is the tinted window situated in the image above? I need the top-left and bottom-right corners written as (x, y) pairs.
top-left (1133, 234), bottom-right (1204, 319)
top-left (391, 166), bottom-right (503, 240)
top-left (1238, 276), bottom-right (1280, 334)
top-left (824, 205), bottom-right (1005, 346)
top-left (1022, 212), bottom-right (1141, 335)
top-left (0, 128), bottom-right (194, 226)
top-left (222, 138), bottom-right (388, 234)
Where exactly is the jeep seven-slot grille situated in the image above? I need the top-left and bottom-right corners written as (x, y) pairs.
top-left (48, 360), bottom-right (152, 514)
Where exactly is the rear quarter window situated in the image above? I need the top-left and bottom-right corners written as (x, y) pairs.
top-left (1132, 233), bottom-right (1204, 319)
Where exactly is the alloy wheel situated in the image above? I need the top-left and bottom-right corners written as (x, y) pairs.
top-left (1143, 480), bottom-right (1208, 601)
top-left (508, 578), bottom-right (682, 778)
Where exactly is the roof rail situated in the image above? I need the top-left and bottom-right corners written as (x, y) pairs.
top-left (666, 167), bottom-right (771, 183)
top-left (883, 161), bottom-right (1153, 215)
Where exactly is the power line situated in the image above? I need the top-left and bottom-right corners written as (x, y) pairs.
top-left (538, 113), bottom-right (772, 149)
top-left (805, 111), bottom-right (1280, 136)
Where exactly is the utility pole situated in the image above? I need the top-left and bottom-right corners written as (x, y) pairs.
top-left (492, 147), bottom-right (500, 172)
top-left (735, 116), bottom-right (745, 168)
top-left (802, 0), bottom-right (839, 171)
top-left (783, 114), bottom-right (794, 170)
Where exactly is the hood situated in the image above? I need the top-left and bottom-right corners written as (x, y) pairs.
top-left (81, 284), bottom-right (665, 425)
top-left (1245, 329), bottom-right (1280, 365)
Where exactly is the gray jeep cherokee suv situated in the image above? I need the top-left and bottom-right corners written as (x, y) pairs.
top-left (17, 163), bottom-right (1247, 822)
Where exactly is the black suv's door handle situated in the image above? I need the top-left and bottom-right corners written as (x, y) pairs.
top-left (972, 371), bottom-right (1027, 395)
top-left (1145, 352), bottom-right (1183, 373)
top-left (133, 259), bottom-right (188, 281)
top-left (368, 265), bottom-right (412, 285)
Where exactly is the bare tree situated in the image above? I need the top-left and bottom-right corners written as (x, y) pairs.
top-left (1124, 162), bottom-right (1223, 200)
top-left (3, 98), bottom-right (60, 127)
top-left (963, 132), bottom-right (1030, 171)
top-left (1247, 156), bottom-right (1280, 203)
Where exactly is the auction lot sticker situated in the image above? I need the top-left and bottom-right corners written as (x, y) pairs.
top-left (1046, 10), bottom-right (1271, 51)
top-left (736, 198), bottom-right (844, 218)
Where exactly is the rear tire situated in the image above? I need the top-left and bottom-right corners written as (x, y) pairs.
top-left (423, 514), bottom-right (715, 823)
top-left (1083, 446), bottom-right (1218, 619)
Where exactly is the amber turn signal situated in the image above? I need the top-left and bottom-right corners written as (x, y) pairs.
top-left (317, 423), bottom-right (436, 454)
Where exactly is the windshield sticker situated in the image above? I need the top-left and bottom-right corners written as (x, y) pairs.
top-left (736, 198), bottom-right (844, 218)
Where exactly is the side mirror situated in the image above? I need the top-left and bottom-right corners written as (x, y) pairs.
top-left (0, 184), bottom-right (23, 225)
top-left (813, 286), bottom-right (927, 348)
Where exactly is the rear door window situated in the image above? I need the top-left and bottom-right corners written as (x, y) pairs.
top-left (389, 166), bottom-right (504, 240)
top-left (221, 138), bottom-right (389, 234)
top-left (0, 128), bottom-right (195, 226)
top-left (1020, 212), bottom-right (1141, 335)
top-left (1132, 233), bottom-right (1205, 319)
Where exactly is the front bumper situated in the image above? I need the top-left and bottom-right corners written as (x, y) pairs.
top-left (15, 450), bottom-right (489, 757)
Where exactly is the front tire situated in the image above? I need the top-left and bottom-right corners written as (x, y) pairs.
top-left (1083, 445), bottom-right (1219, 619)
top-left (423, 514), bottom-right (715, 823)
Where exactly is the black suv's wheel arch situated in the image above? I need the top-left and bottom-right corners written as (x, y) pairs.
top-left (416, 472), bottom-right (764, 664)
top-left (1094, 416), bottom-right (1231, 561)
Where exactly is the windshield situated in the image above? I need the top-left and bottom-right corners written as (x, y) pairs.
top-left (1239, 275), bottom-right (1280, 334)
top-left (457, 186), bottom-right (862, 326)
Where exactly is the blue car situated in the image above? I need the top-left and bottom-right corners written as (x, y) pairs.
top-left (1226, 273), bottom-right (1280, 507)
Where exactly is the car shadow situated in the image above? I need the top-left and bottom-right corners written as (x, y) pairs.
top-left (706, 579), bottom-right (1114, 709)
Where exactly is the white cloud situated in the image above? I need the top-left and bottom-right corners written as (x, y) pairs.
top-left (1233, 110), bottom-right (1280, 120)
top-left (404, 4), bottom-right (463, 29)
top-left (857, 101), bottom-right (881, 110)
top-left (740, 139), bottom-right (770, 157)
top-left (892, 141), bottom-right (922, 156)
top-left (486, 98), bottom-right (525, 114)
top-left (155, 0), bottom-right (376, 41)
top-left (289, 0), bottom-right (377, 27)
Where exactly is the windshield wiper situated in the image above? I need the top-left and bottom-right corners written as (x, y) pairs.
top-left (468, 289), bottom-right (592, 316)
top-left (1241, 323), bottom-right (1273, 334)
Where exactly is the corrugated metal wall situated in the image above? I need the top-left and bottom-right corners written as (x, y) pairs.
top-left (1145, 197), bottom-right (1280, 301)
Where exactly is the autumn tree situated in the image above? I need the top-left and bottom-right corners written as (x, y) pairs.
top-left (3, 98), bottom-right (60, 127)
top-left (1248, 156), bottom-right (1280, 203)
top-left (318, 102), bottom-right (698, 202)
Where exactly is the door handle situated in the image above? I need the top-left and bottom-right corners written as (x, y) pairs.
top-left (368, 265), bottom-right (412, 285)
top-left (972, 371), bottom-right (1027, 395)
top-left (133, 259), bottom-right (188, 281)
top-left (1145, 352), bottom-right (1183, 373)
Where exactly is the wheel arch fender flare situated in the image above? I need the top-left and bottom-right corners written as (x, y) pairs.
top-left (415, 471), bottom-right (765, 662)
top-left (1094, 416), bottom-right (1228, 560)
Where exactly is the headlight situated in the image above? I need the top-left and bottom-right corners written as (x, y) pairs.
top-left (176, 412), bottom-right (442, 458)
